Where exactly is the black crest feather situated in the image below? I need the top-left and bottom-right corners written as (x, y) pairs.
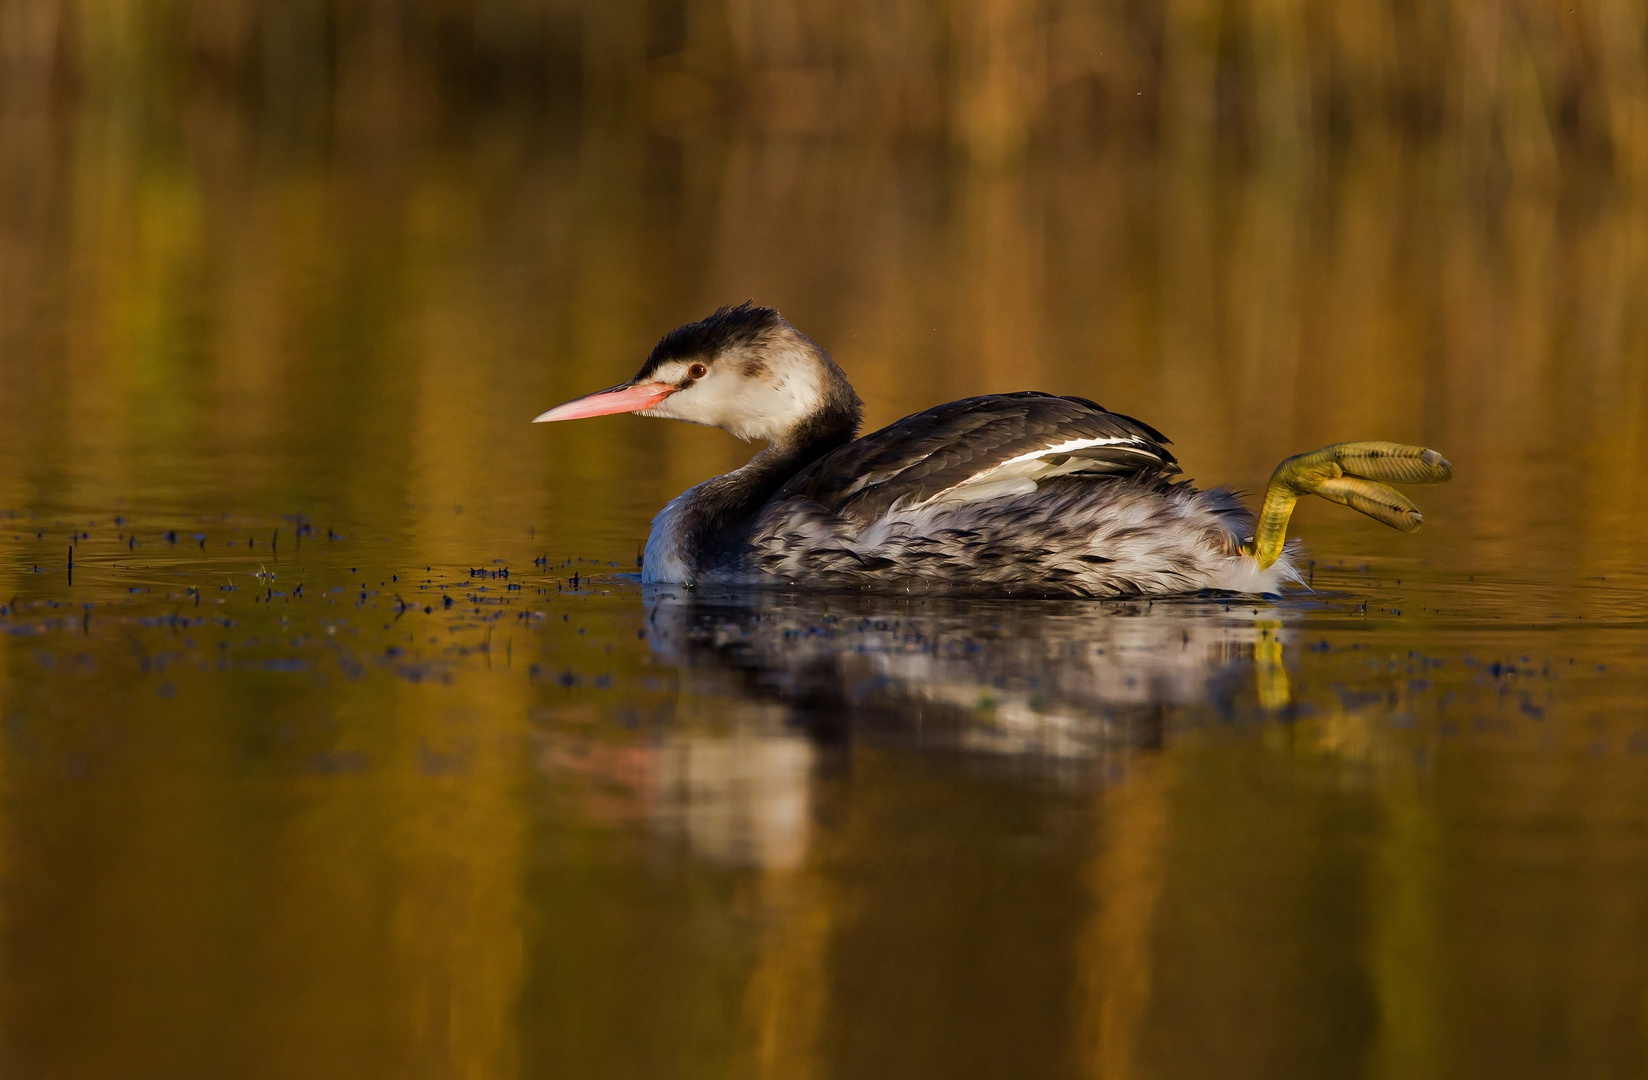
top-left (637, 302), bottom-right (785, 378)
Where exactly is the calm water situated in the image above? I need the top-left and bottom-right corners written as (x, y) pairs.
top-left (5, 57), bottom-right (1648, 1080)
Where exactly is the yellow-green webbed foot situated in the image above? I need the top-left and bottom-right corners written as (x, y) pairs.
top-left (1243, 441), bottom-right (1453, 570)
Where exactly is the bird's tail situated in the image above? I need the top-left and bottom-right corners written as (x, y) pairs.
top-left (1244, 442), bottom-right (1453, 569)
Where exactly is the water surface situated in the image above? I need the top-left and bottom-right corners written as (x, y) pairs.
top-left (3, 24), bottom-right (1648, 1079)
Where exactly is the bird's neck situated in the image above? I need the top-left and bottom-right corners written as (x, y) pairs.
top-left (646, 405), bottom-right (860, 582)
top-left (697, 425), bottom-right (856, 551)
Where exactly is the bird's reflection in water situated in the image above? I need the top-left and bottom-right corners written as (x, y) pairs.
top-left (643, 585), bottom-right (1298, 773)
top-left (546, 588), bottom-right (1299, 874)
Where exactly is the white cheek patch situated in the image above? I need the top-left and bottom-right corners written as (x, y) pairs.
top-left (646, 350), bottom-right (825, 443)
top-left (727, 360), bottom-right (822, 441)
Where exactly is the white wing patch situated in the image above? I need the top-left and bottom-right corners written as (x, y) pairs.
top-left (906, 436), bottom-right (1152, 509)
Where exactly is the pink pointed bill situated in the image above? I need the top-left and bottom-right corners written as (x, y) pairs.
top-left (531, 382), bottom-right (676, 423)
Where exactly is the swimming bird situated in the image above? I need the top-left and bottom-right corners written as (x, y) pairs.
top-left (534, 303), bottom-right (1451, 597)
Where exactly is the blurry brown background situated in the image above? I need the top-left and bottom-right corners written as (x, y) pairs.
top-left (2, 0), bottom-right (1645, 567)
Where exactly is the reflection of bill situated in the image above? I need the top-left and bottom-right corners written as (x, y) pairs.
top-left (642, 584), bottom-right (1300, 766)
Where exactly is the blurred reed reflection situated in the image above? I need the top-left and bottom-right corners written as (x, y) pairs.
top-left (2, 0), bottom-right (1645, 576)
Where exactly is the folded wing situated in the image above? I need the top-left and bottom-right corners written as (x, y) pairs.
top-left (775, 392), bottom-right (1180, 525)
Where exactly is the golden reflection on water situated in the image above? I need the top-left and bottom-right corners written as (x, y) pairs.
top-left (3, 3), bottom-right (1648, 1077)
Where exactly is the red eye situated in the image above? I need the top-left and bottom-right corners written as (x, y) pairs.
top-left (688, 363), bottom-right (708, 380)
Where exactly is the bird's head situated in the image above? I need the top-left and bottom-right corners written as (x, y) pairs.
top-left (532, 303), bottom-right (862, 445)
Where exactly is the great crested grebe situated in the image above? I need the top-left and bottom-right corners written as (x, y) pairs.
top-left (534, 303), bottom-right (1451, 597)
